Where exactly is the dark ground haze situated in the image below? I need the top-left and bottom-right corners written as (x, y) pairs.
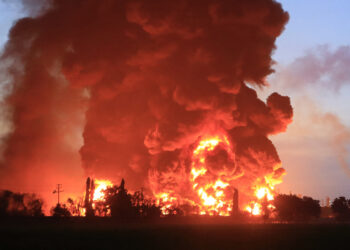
top-left (0, 219), bottom-right (349, 250)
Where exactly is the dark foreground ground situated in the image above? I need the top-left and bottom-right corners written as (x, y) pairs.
top-left (0, 218), bottom-right (349, 250)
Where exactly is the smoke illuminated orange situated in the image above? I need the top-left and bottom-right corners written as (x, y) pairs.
top-left (0, 0), bottom-right (292, 216)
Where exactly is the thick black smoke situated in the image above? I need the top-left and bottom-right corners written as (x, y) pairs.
top-left (0, 0), bottom-right (292, 206)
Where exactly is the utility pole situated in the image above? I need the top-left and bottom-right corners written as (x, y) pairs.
top-left (53, 184), bottom-right (64, 205)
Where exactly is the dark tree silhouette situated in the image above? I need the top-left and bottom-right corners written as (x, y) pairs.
top-left (0, 190), bottom-right (44, 217)
top-left (331, 196), bottom-right (350, 220)
top-left (66, 198), bottom-right (85, 216)
top-left (274, 194), bottom-right (300, 221)
top-left (104, 179), bottom-right (161, 221)
top-left (131, 190), bottom-right (162, 219)
top-left (51, 203), bottom-right (71, 217)
top-left (26, 194), bottom-right (44, 217)
top-left (0, 190), bottom-right (12, 217)
top-left (66, 198), bottom-right (77, 215)
top-left (300, 196), bottom-right (321, 219)
top-left (274, 194), bottom-right (321, 221)
top-left (106, 179), bottom-right (135, 221)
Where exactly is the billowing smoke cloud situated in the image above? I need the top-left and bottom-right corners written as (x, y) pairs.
top-left (267, 44), bottom-right (350, 179)
top-left (0, 0), bottom-right (292, 208)
top-left (272, 45), bottom-right (350, 91)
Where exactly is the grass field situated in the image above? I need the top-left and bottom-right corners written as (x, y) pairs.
top-left (1, 218), bottom-right (349, 249)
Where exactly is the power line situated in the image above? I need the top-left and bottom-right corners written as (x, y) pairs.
top-left (53, 184), bottom-right (64, 205)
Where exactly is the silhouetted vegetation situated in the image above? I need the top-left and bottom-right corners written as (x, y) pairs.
top-left (0, 190), bottom-right (44, 217)
top-left (131, 190), bottom-right (162, 219)
top-left (66, 198), bottom-right (85, 216)
top-left (273, 194), bottom-right (321, 221)
top-left (3, 182), bottom-right (350, 225)
top-left (104, 179), bottom-right (161, 221)
top-left (331, 196), bottom-right (350, 221)
top-left (51, 203), bottom-right (71, 217)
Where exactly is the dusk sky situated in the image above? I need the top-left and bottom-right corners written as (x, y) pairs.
top-left (264, 0), bottom-right (350, 201)
top-left (0, 0), bottom-right (349, 206)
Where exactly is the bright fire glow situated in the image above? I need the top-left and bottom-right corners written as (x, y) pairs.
top-left (193, 138), bottom-right (221, 154)
top-left (244, 180), bottom-right (276, 216)
top-left (154, 134), bottom-right (281, 217)
top-left (191, 135), bottom-right (233, 216)
top-left (93, 179), bottom-right (113, 201)
top-left (255, 187), bottom-right (274, 201)
top-left (156, 193), bottom-right (178, 215)
top-left (80, 207), bottom-right (86, 217)
top-left (246, 202), bottom-right (261, 215)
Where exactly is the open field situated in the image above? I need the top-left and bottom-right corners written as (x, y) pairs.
top-left (0, 218), bottom-right (349, 250)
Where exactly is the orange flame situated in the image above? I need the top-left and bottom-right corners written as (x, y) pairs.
top-left (246, 202), bottom-right (261, 215)
top-left (93, 179), bottom-right (113, 202)
top-left (190, 135), bottom-right (233, 216)
top-left (154, 135), bottom-right (282, 216)
top-left (156, 193), bottom-right (178, 215)
top-left (244, 181), bottom-right (276, 216)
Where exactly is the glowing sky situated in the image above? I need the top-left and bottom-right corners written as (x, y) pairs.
top-left (0, 0), bottom-right (349, 203)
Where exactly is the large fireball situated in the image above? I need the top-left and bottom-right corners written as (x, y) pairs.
top-left (191, 135), bottom-right (233, 215)
top-left (155, 132), bottom-right (284, 216)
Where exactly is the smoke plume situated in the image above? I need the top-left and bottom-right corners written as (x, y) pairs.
top-left (268, 44), bottom-right (350, 178)
top-left (271, 45), bottom-right (350, 91)
top-left (0, 0), bottom-right (292, 208)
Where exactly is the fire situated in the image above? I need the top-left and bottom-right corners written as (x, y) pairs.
top-left (154, 134), bottom-right (281, 217)
top-left (156, 193), bottom-right (178, 215)
top-left (153, 135), bottom-right (235, 216)
top-left (0, 0), bottom-right (292, 218)
top-left (255, 187), bottom-right (274, 201)
top-left (244, 183), bottom-right (276, 216)
top-left (93, 179), bottom-right (113, 201)
top-left (80, 207), bottom-right (86, 217)
top-left (81, 141), bottom-right (280, 218)
top-left (87, 179), bottom-right (114, 216)
top-left (190, 135), bottom-right (233, 216)
top-left (246, 202), bottom-right (261, 215)
top-left (191, 136), bottom-right (280, 217)
top-left (193, 138), bottom-right (222, 154)
top-left (154, 136), bottom-right (234, 216)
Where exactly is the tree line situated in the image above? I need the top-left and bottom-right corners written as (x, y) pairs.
top-left (2, 183), bottom-right (350, 222)
top-left (51, 179), bottom-right (163, 221)
top-left (0, 190), bottom-right (44, 217)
